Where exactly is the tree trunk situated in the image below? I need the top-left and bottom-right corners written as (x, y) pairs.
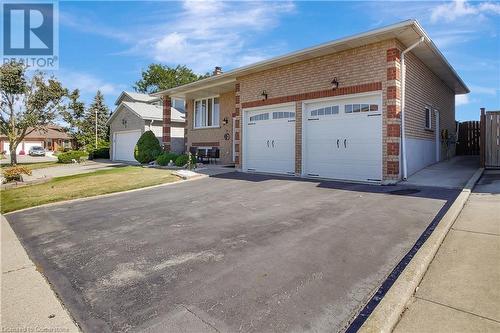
top-left (10, 148), bottom-right (17, 165)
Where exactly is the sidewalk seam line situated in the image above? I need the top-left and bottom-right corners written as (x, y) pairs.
top-left (415, 296), bottom-right (500, 324)
top-left (2, 265), bottom-right (34, 274)
top-left (451, 227), bottom-right (500, 237)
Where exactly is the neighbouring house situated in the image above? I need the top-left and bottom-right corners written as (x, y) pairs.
top-left (153, 19), bottom-right (468, 183)
top-left (0, 125), bottom-right (74, 155)
top-left (107, 91), bottom-right (185, 161)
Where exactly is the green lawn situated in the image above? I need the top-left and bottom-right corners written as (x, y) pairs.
top-left (1, 166), bottom-right (180, 213)
top-left (0, 161), bottom-right (60, 170)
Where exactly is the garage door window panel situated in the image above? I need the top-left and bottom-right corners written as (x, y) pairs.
top-left (310, 105), bottom-right (339, 116)
top-left (249, 113), bottom-right (269, 122)
top-left (194, 97), bottom-right (220, 128)
top-left (272, 111), bottom-right (295, 119)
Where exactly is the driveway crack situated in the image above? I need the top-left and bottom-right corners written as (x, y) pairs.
top-left (180, 304), bottom-right (221, 333)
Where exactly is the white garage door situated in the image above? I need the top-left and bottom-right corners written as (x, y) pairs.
top-left (114, 130), bottom-right (141, 162)
top-left (4, 142), bottom-right (22, 154)
top-left (24, 141), bottom-right (44, 152)
top-left (303, 93), bottom-right (383, 182)
top-left (244, 105), bottom-right (295, 175)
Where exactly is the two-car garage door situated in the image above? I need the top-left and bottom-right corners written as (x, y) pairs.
top-left (243, 93), bottom-right (383, 182)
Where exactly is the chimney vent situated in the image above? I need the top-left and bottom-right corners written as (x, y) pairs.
top-left (213, 66), bottom-right (223, 76)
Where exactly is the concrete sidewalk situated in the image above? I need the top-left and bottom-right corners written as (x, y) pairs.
top-left (394, 170), bottom-right (500, 332)
top-left (23, 159), bottom-right (127, 182)
top-left (404, 156), bottom-right (479, 189)
top-left (1, 215), bottom-right (79, 332)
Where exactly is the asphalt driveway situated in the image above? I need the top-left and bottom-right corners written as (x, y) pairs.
top-left (5, 173), bottom-right (458, 332)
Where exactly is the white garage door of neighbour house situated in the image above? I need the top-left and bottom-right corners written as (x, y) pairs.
top-left (114, 130), bottom-right (142, 162)
top-left (243, 105), bottom-right (295, 175)
top-left (24, 142), bottom-right (44, 152)
top-left (4, 142), bottom-right (22, 154)
top-left (303, 93), bottom-right (383, 182)
top-left (4, 141), bottom-right (42, 154)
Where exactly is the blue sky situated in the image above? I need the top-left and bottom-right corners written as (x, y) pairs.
top-left (56, 0), bottom-right (499, 120)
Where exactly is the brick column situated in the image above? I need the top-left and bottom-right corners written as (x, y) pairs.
top-left (295, 102), bottom-right (302, 175)
top-left (233, 83), bottom-right (241, 167)
top-left (385, 47), bottom-right (402, 180)
top-left (162, 96), bottom-right (171, 151)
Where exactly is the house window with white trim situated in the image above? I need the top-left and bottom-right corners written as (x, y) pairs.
top-left (425, 107), bottom-right (432, 130)
top-left (194, 97), bottom-right (220, 128)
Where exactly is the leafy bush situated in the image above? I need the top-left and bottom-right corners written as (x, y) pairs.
top-left (156, 152), bottom-right (179, 166)
top-left (175, 154), bottom-right (196, 167)
top-left (88, 147), bottom-right (110, 160)
top-left (57, 150), bottom-right (88, 164)
top-left (3, 166), bottom-right (32, 182)
top-left (134, 131), bottom-right (161, 164)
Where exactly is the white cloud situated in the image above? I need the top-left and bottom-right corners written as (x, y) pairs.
top-left (140, 0), bottom-right (296, 72)
top-left (456, 94), bottom-right (470, 106)
top-left (431, 0), bottom-right (500, 23)
top-left (57, 69), bottom-right (126, 106)
top-left (62, 0), bottom-right (295, 73)
top-left (469, 84), bottom-right (499, 95)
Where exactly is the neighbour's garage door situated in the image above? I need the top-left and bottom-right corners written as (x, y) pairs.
top-left (3, 142), bottom-right (41, 154)
top-left (4, 142), bottom-right (22, 154)
top-left (303, 93), bottom-right (383, 182)
top-left (24, 141), bottom-right (44, 152)
top-left (114, 130), bottom-right (141, 162)
top-left (243, 105), bottom-right (295, 175)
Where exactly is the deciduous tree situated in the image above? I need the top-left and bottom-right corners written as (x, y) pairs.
top-left (0, 61), bottom-right (81, 164)
top-left (134, 64), bottom-right (208, 94)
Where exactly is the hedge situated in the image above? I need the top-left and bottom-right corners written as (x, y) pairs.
top-left (175, 154), bottom-right (197, 167)
top-left (88, 147), bottom-right (110, 160)
top-left (57, 150), bottom-right (88, 164)
top-left (156, 152), bottom-right (179, 166)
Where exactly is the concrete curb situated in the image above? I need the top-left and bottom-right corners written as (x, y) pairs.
top-left (4, 174), bottom-right (208, 216)
top-left (358, 167), bottom-right (484, 333)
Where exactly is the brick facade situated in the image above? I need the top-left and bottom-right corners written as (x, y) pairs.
top-left (162, 97), bottom-right (171, 151)
top-left (385, 46), bottom-right (403, 180)
top-left (238, 39), bottom-right (401, 180)
top-left (404, 51), bottom-right (456, 158)
top-left (184, 91), bottom-right (235, 165)
top-left (161, 37), bottom-right (457, 182)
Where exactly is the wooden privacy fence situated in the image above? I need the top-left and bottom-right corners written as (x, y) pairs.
top-left (456, 120), bottom-right (480, 155)
top-left (481, 109), bottom-right (500, 168)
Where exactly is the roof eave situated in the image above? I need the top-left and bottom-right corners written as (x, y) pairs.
top-left (152, 19), bottom-right (468, 96)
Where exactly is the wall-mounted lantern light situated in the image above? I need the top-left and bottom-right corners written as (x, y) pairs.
top-left (261, 90), bottom-right (268, 100)
top-left (331, 77), bottom-right (339, 90)
top-left (223, 117), bottom-right (229, 125)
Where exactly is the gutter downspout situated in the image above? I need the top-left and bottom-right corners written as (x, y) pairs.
top-left (401, 36), bottom-right (425, 180)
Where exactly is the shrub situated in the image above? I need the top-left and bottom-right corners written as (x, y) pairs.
top-left (57, 150), bottom-right (88, 164)
top-left (88, 147), bottom-right (110, 160)
top-left (175, 154), bottom-right (196, 167)
top-left (134, 131), bottom-right (161, 164)
top-left (156, 152), bottom-right (179, 166)
top-left (3, 166), bottom-right (32, 182)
